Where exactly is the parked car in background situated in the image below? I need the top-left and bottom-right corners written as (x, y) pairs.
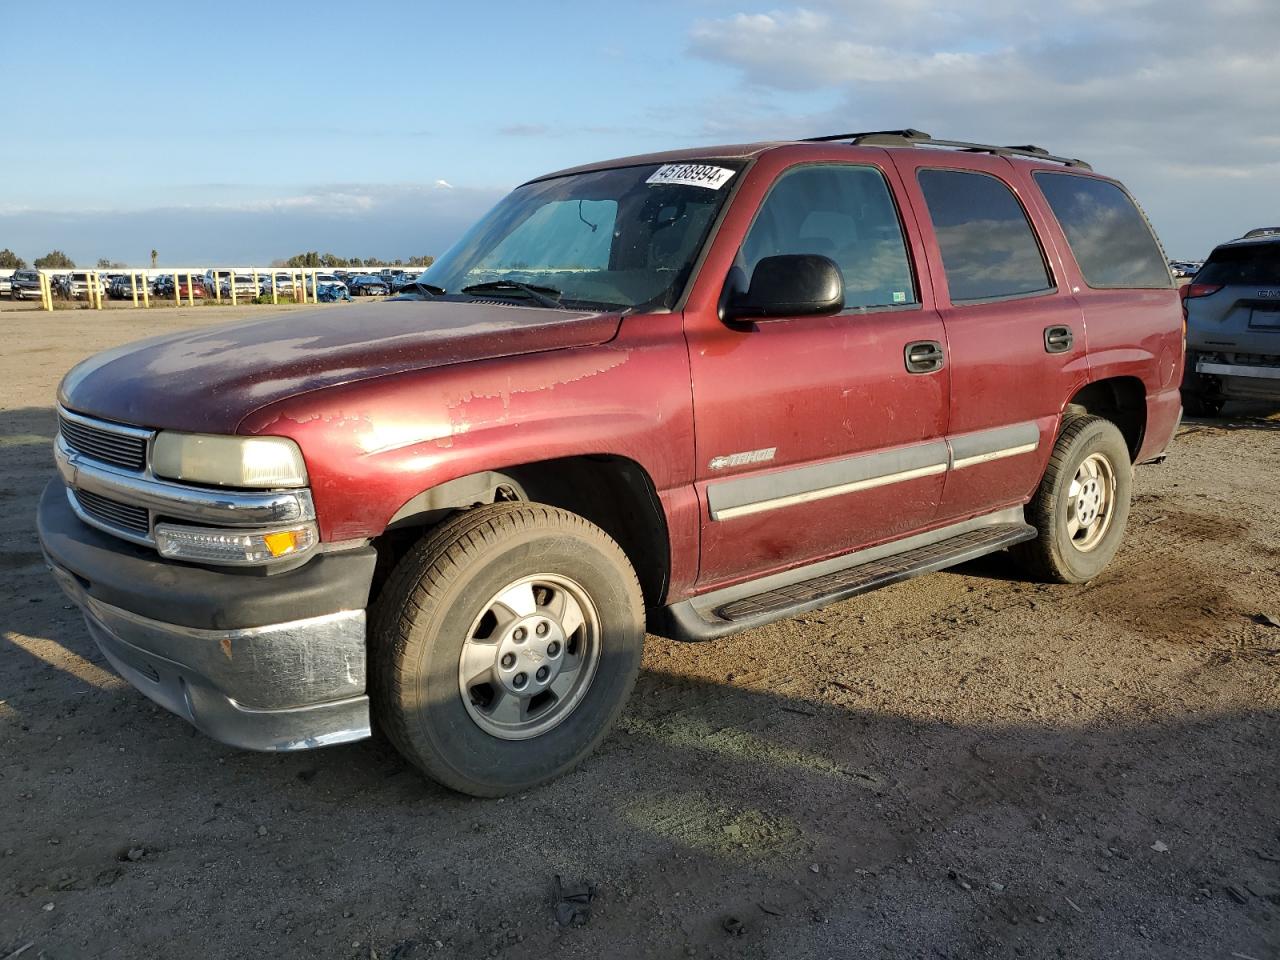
top-left (54, 272), bottom-right (107, 300)
top-left (10, 270), bottom-right (41, 300)
top-left (0, 274), bottom-right (11, 298)
top-left (348, 274), bottom-right (390, 297)
top-left (1169, 260), bottom-right (1201, 279)
top-left (218, 274), bottom-right (260, 299)
top-left (108, 276), bottom-right (146, 300)
top-left (304, 273), bottom-right (348, 297)
top-left (1181, 233), bottom-right (1280, 415)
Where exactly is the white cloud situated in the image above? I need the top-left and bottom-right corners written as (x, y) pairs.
top-left (687, 1), bottom-right (1280, 254)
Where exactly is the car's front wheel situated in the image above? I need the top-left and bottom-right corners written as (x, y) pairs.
top-left (370, 503), bottom-right (645, 797)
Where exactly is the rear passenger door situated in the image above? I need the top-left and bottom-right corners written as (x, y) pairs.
top-left (891, 156), bottom-right (1088, 523)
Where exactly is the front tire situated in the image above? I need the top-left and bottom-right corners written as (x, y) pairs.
top-left (1015, 416), bottom-right (1132, 584)
top-left (370, 503), bottom-right (645, 797)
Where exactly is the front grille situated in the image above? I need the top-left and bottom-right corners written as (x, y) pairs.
top-left (59, 414), bottom-right (147, 471)
top-left (73, 488), bottom-right (150, 536)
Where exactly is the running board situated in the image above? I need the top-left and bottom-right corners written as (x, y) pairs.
top-left (653, 514), bottom-right (1035, 642)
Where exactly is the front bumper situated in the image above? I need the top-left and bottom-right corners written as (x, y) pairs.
top-left (37, 478), bottom-right (378, 751)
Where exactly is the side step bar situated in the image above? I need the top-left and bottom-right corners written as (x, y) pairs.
top-left (654, 512), bottom-right (1035, 642)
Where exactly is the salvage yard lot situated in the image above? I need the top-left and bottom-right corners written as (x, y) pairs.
top-left (1, 307), bottom-right (1277, 960)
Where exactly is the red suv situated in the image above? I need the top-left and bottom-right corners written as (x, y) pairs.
top-left (38, 130), bottom-right (1183, 795)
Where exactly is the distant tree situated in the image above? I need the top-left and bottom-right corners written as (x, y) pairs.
top-left (96, 257), bottom-right (126, 269)
top-left (150, 249), bottom-right (158, 267)
top-left (0, 248), bottom-right (26, 269)
top-left (33, 250), bottom-right (75, 269)
top-left (407, 255), bottom-right (435, 268)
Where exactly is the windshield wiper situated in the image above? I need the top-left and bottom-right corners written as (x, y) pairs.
top-left (396, 281), bottom-right (445, 298)
top-left (461, 280), bottom-right (564, 309)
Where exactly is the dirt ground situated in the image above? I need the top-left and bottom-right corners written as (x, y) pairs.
top-left (1, 306), bottom-right (1277, 960)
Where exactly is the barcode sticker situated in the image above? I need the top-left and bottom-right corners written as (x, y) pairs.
top-left (646, 164), bottom-right (736, 190)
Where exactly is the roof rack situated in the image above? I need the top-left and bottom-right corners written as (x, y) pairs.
top-left (801, 129), bottom-right (1092, 171)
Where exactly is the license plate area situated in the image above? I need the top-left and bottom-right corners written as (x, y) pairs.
top-left (1248, 303), bottom-right (1280, 329)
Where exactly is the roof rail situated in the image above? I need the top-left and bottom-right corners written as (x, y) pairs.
top-left (800, 129), bottom-right (1092, 171)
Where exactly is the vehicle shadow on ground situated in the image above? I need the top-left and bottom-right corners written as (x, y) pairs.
top-left (3, 584), bottom-right (1277, 960)
top-left (1, 402), bottom-right (1277, 959)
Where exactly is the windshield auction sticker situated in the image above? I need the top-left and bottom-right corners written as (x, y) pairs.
top-left (646, 164), bottom-right (736, 190)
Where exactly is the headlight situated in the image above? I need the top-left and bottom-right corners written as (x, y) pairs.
top-left (155, 522), bottom-right (317, 565)
top-left (152, 432), bottom-right (307, 488)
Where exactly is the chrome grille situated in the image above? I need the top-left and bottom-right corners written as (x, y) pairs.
top-left (59, 413), bottom-right (147, 471)
top-left (73, 488), bottom-right (150, 536)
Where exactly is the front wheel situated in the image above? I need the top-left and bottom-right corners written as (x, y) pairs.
top-left (1014, 415), bottom-right (1132, 584)
top-left (370, 503), bottom-right (645, 796)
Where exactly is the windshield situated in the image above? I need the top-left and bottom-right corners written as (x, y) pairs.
top-left (419, 161), bottom-right (742, 310)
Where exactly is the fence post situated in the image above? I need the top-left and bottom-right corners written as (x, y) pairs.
top-left (214, 270), bottom-right (222, 303)
top-left (142, 273), bottom-right (150, 308)
top-left (271, 272), bottom-right (278, 305)
top-left (94, 271), bottom-right (103, 309)
top-left (130, 272), bottom-right (138, 307)
top-left (252, 269), bottom-right (259, 304)
top-left (231, 270), bottom-right (238, 306)
top-left (39, 272), bottom-right (51, 311)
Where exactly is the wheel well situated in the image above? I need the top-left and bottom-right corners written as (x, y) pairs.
top-left (372, 456), bottom-right (671, 612)
top-left (1065, 377), bottom-right (1146, 458)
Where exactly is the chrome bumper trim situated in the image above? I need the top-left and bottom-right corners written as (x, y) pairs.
top-left (1196, 360), bottom-right (1280, 381)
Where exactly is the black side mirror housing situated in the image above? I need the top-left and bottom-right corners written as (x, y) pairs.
top-left (723, 254), bottom-right (844, 322)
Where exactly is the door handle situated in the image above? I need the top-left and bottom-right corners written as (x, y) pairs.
top-left (1044, 325), bottom-right (1074, 353)
top-left (904, 340), bottom-right (945, 374)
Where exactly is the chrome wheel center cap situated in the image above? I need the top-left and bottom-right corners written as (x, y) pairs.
top-left (494, 617), bottom-right (567, 696)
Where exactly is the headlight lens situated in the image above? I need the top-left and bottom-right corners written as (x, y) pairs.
top-left (152, 432), bottom-right (307, 488)
top-left (155, 522), bottom-right (317, 565)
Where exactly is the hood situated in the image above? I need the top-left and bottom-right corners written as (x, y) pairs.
top-left (59, 300), bottom-right (622, 433)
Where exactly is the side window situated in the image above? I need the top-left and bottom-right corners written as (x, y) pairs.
top-left (739, 165), bottom-right (917, 310)
top-left (917, 169), bottom-right (1053, 303)
top-left (1033, 173), bottom-right (1172, 288)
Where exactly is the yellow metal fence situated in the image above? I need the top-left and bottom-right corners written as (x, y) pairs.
top-left (31, 269), bottom-right (333, 311)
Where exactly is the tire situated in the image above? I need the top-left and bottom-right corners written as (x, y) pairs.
top-left (370, 502), bottom-right (645, 797)
top-left (1180, 389), bottom-right (1223, 418)
top-left (1014, 415), bottom-right (1132, 584)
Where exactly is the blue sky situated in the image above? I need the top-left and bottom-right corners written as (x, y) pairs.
top-left (1, 0), bottom-right (1276, 264)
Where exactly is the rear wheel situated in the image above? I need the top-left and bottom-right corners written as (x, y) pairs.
top-left (1180, 388), bottom-right (1223, 418)
top-left (1015, 415), bottom-right (1132, 584)
top-left (370, 503), bottom-right (645, 797)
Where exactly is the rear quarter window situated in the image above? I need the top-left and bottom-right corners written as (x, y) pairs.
top-left (1034, 172), bottom-right (1172, 289)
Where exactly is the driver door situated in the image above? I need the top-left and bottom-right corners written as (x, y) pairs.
top-left (685, 161), bottom-right (951, 587)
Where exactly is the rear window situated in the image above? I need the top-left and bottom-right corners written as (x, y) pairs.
top-left (917, 169), bottom-right (1053, 303)
top-left (1195, 243), bottom-right (1280, 286)
top-left (1034, 173), bottom-right (1171, 289)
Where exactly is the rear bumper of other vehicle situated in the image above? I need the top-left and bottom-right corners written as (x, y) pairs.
top-left (1189, 354), bottom-right (1280, 402)
top-left (37, 478), bottom-right (377, 752)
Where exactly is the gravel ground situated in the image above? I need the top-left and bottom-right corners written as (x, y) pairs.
top-left (1, 307), bottom-right (1277, 960)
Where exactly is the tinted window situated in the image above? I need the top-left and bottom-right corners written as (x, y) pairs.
top-left (739, 165), bottom-right (917, 310)
top-left (1195, 242), bottom-right (1280, 286)
top-left (918, 169), bottom-right (1052, 302)
top-left (1034, 173), bottom-right (1171, 288)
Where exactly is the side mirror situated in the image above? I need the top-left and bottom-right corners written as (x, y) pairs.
top-left (724, 254), bottom-right (844, 322)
